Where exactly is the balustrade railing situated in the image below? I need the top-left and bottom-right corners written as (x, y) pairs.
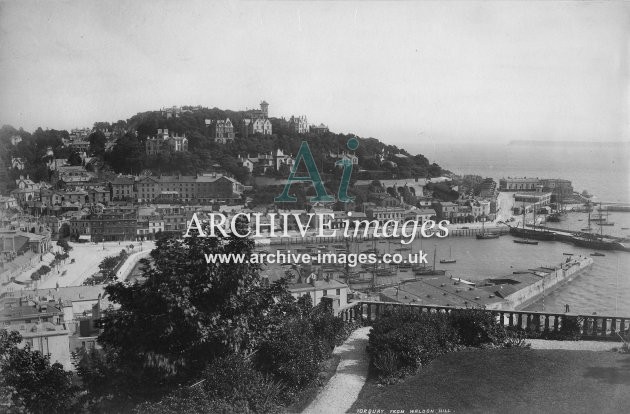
top-left (337, 301), bottom-right (629, 341)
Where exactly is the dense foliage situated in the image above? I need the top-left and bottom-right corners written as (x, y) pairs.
top-left (83, 249), bottom-right (129, 286)
top-left (0, 330), bottom-right (79, 413)
top-left (67, 222), bottom-right (354, 412)
top-left (1, 104), bottom-right (445, 191)
top-left (367, 307), bottom-right (523, 382)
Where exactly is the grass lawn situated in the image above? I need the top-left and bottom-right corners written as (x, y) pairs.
top-left (351, 349), bottom-right (630, 414)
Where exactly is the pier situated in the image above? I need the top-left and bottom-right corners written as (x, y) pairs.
top-left (597, 203), bottom-right (630, 212)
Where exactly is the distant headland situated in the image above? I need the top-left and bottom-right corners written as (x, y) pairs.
top-left (509, 140), bottom-right (628, 146)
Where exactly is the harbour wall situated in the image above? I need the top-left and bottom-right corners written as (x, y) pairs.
top-left (502, 256), bottom-right (593, 310)
top-left (258, 226), bottom-right (509, 246)
top-left (117, 249), bottom-right (151, 281)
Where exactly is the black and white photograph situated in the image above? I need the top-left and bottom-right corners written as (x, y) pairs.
top-left (0, 1), bottom-right (629, 413)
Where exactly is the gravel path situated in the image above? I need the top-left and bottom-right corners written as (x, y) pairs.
top-left (302, 327), bottom-right (372, 414)
top-left (527, 339), bottom-right (625, 351)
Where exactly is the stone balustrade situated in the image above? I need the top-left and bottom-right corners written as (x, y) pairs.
top-left (338, 301), bottom-right (629, 341)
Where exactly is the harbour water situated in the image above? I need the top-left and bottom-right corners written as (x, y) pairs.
top-left (349, 230), bottom-right (630, 317)
top-left (130, 222), bottom-right (630, 316)
top-left (399, 140), bottom-right (630, 316)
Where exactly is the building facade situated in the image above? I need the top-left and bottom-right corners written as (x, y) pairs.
top-left (145, 129), bottom-right (188, 156)
top-left (499, 177), bottom-right (540, 191)
top-left (240, 101), bottom-right (272, 137)
top-left (135, 174), bottom-right (244, 203)
top-left (289, 115), bottom-right (309, 134)
top-left (206, 118), bottom-right (235, 143)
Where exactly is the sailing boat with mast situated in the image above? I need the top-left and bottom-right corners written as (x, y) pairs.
top-left (476, 216), bottom-right (500, 239)
top-left (508, 202), bottom-right (555, 241)
top-left (594, 203), bottom-right (614, 226)
top-left (547, 186), bottom-right (567, 222)
top-left (439, 245), bottom-right (456, 263)
top-left (581, 209), bottom-right (593, 232)
top-left (572, 205), bottom-right (623, 251)
top-left (513, 205), bottom-right (539, 245)
top-left (413, 245), bottom-right (446, 275)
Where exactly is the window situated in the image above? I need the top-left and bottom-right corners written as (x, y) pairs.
top-left (336, 289), bottom-right (340, 296)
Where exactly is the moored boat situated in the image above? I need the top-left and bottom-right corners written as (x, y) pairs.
top-left (513, 239), bottom-right (539, 245)
top-left (476, 218), bottom-right (500, 239)
top-left (571, 235), bottom-right (622, 251)
top-left (412, 266), bottom-right (447, 276)
top-left (439, 246), bottom-right (457, 263)
top-left (509, 226), bottom-right (555, 241)
top-left (476, 232), bottom-right (500, 239)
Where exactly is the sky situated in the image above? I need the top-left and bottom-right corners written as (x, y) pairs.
top-left (0, 0), bottom-right (629, 147)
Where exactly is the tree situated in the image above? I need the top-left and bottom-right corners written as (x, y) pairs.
top-left (67, 149), bottom-right (82, 166)
top-left (88, 221), bottom-right (297, 406)
top-left (59, 223), bottom-right (70, 239)
top-left (0, 330), bottom-right (78, 413)
top-left (88, 130), bottom-right (107, 157)
top-left (99, 255), bottom-right (120, 272)
top-left (428, 162), bottom-right (442, 178)
top-left (56, 239), bottom-right (72, 252)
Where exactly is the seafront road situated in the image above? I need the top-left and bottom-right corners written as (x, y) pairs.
top-left (17, 241), bottom-right (156, 289)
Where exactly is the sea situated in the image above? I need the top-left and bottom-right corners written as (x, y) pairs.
top-left (406, 140), bottom-right (630, 316)
top-left (416, 141), bottom-right (630, 204)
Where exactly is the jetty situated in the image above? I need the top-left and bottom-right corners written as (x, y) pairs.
top-left (377, 256), bottom-right (593, 311)
top-left (597, 203), bottom-right (630, 212)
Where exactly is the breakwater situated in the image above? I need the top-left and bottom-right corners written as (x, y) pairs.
top-left (500, 256), bottom-right (593, 310)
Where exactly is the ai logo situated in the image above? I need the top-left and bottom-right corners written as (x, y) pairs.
top-left (275, 137), bottom-right (358, 203)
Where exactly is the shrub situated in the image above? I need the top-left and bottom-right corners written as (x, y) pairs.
top-left (256, 317), bottom-right (322, 388)
top-left (372, 348), bottom-right (399, 379)
top-left (502, 327), bottom-right (531, 348)
top-left (449, 308), bottom-right (506, 347)
top-left (202, 354), bottom-right (285, 413)
top-left (134, 354), bottom-right (284, 414)
top-left (134, 387), bottom-right (240, 414)
top-left (367, 307), bottom-right (513, 381)
top-left (367, 308), bottom-right (458, 379)
top-left (540, 315), bottom-right (582, 340)
top-left (557, 316), bottom-right (582, 340)
top-left (309, 304), bottom-right (345, 350)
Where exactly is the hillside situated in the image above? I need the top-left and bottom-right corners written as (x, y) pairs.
top-left (1, 106), bottom-right (444, 191)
